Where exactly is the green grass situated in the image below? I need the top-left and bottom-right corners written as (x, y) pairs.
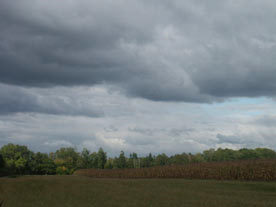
top-left (0, 176), bottom-right (276, 207)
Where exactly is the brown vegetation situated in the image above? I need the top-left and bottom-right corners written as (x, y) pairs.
top-left (75, 159), bottom-right (276, 181)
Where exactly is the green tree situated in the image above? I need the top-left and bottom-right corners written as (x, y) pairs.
top-left (77, 148), bottom-right (91, 169)
top-left (54, 147), bottom-right (80, 173)
top-left (212, 148), bottom-right (238, 161)
top-left (104, 158), bottom-right (114, 169)
top-left (15, 157), bottom-right (27, 174)
top-left (89, 152), bottom-right (99, 168)
top-left (155, 153), bottom-right (168, 166)
top-left (169, 153), bottom-right (189, 165)
top-left (238, 148), bottom-right (258, 160)
top-left (29, 152), bottom-right (56, 175)
top-left (203, 149), bottom-right (215, 162)
top-left (141, 153), bottom-right (154, 168)
top-left (116, 151), bottom-right (126, 168)
top-left (127, 153), bottom-right (139, 168)
top-left (0, 143), bottom-right (32, 174)
top-left (191, 153), bottom-right (204, 163)
top-left (97, 148), bottom-right (107, 169)
top-left (255, 148), bottom-right (276, 159)
top-left (56, 166), bottom-right (71, 175)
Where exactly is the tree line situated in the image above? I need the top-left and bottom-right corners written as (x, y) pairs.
top-left (0, 143), bottom-right (276, 176)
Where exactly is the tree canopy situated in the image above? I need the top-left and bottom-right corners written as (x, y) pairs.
top-left (0, 143), bottom-right (276, 176)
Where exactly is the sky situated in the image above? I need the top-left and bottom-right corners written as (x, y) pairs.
top-left (1, 0), bottom-right (276, 156)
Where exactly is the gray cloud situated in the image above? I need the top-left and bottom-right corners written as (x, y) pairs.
top-left (215, 133), bottom-right (270, 149)
top-left (128, 127), bottom-right (156, 136)
top-left (1, 96), bottom-right (276, 154)
top-left (252, 115), bottom-right (276, 128)
top-left (1, 0), bottom-right (276, 102)
top-left (216, 134), bottom-right (243, 144)
top-left (169, 128), bottom-right (196, 137)
top-left (1, 0), bottom-right (276, 155)
top-left (0, 83), bottom-right (103, 117)
top-left (124, 136), bottom-right (157, 146)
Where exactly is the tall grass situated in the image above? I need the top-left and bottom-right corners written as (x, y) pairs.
top-left (75, 159), bottom-right (276, 181)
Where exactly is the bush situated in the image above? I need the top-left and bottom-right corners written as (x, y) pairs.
top-left (56, 166), bottom-right (72, 175)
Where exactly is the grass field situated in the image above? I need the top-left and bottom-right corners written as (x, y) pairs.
top-left (0, 175), bottom-right (276, 207)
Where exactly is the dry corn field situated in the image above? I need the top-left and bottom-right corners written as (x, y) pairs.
top-left (75, 159), bottom-right (276, 181)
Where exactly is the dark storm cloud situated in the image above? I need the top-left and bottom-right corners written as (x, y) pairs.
top-left (0, 84), bottom-right (103, 117)
top-left (1, 0), bottom-right (276, 102)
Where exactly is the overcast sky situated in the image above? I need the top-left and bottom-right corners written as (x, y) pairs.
top-left (1, 0), bottom-right (276, 156)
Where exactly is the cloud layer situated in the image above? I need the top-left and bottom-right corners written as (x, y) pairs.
top-left (1, 0), bottom-right (276, 154)
top-left (1, 0), bottom-right (276, 102)
top-left (1, 85), bottom-right (276, 155)
top-left (0, 83), bottom-right (103, 117)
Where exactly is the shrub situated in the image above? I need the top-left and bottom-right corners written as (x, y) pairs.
top-left (56, 166), bottom-right (71, 175)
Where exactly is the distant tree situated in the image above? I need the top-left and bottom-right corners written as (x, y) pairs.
top-left (56, 166), bottom-right (71, 175)
top-left (113, 157), bottom-right (119, 168)
top-left (2, 143), bottom-right (276, 174)
top-left (49, 152), bottom-right (55, 160)
top-left (203, 149), bottom-right (215, 162)
top-left (89, 152), bottom-right (99, 168)
top-left (148, 153), bottom-right (154, 163)
top-left (155, 153), bottom-right (168, 166)
top-left (255, 148), bottom-right (276, 159)
top-left (127, 153), bottom-right (139, 168)
top-left (133, 158), bottom-right (141, 168)
top-left (141, 153), bottom-right (154, 168)
top-left (127, 157), bottom-right (134, 168)
top-left (238, 148), bottom-right (258, 160)
top-left (104, 158), bottom-right (114, 169)
top-left (169, 153), bottom-right (189, 165)
top-left (97, 148), bottom-right (107, 169)
top-left (191, 153), bottom-right (204, 163)
top-left (78, 148), bottom-right (91, 169)
top-left (132, 153), bottom-right (138, 159)
top-left (29, 152), bottom-right (56, 175)
top-left (212, 148), bottom-right (238, 161)
top-left (15, 157), bottom-right (27, 174)
top-left (54, 147), bottom-right (80, 173)
top-left (0, 143), bottom-right (32, 174)
top-left (116, 151), bottom-right (126, 168)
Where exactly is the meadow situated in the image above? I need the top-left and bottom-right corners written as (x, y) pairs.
top-left (0, 175), bottom-right (276, 207)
